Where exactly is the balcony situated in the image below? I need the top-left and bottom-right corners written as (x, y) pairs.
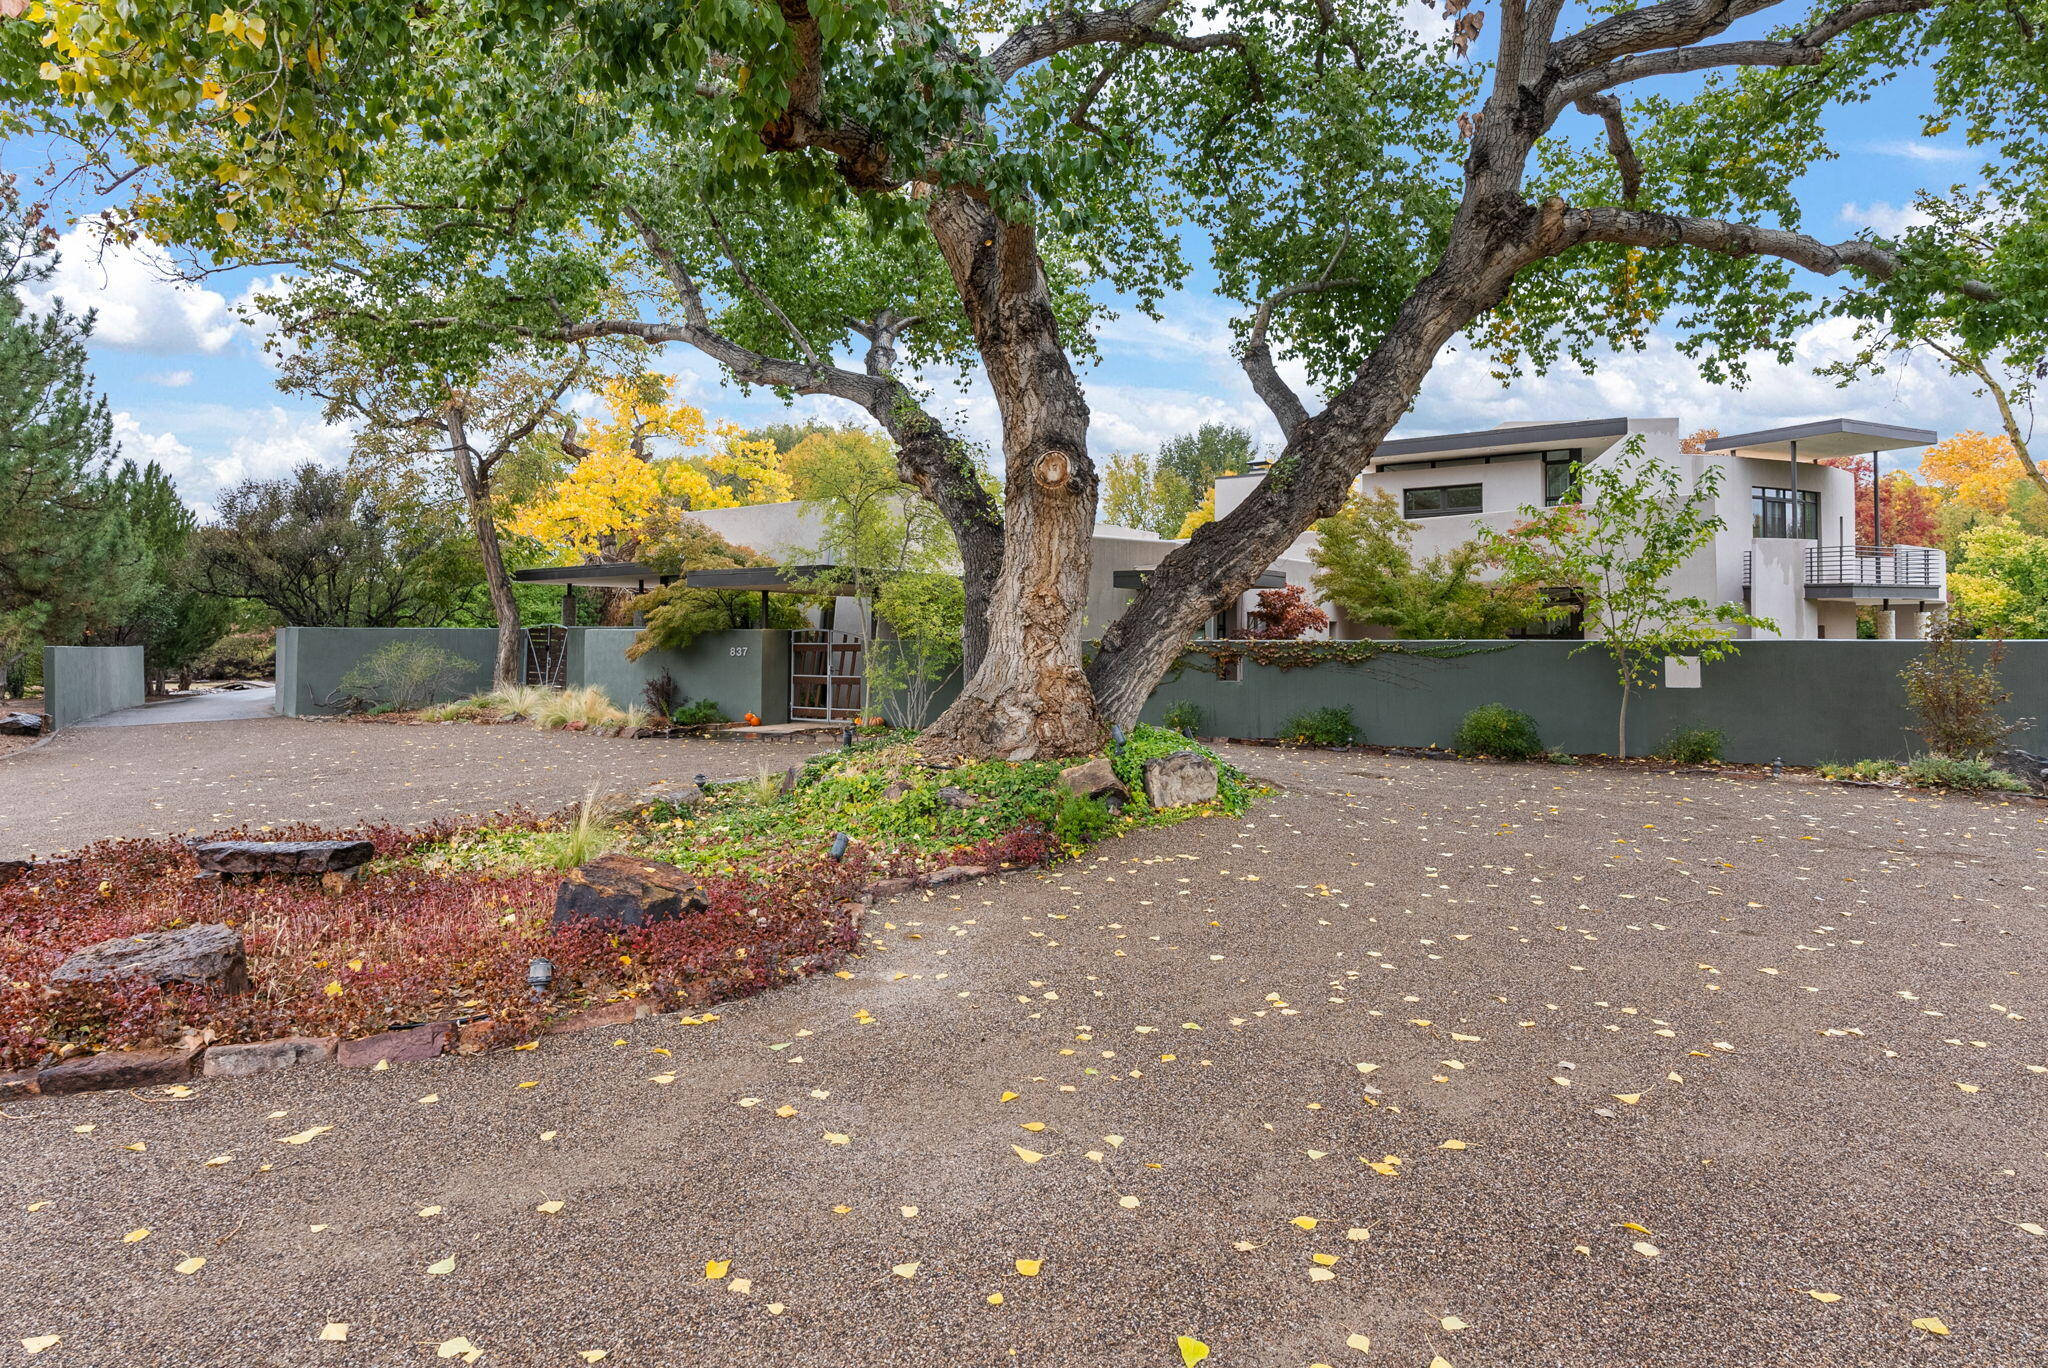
top-left (1744, 544), bottom-right (1946, 602)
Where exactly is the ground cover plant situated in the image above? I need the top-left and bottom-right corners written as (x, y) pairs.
top-left (1279, 705), bottom-right (1359, 748)
top-left (0, 814), bottom-right (865, 1071)
top-left (6, 730), bottom-right (1253, 1070)
top-left (1657, 727), bottom-right (1727, 765)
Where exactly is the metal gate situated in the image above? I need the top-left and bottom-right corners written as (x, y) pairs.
top-left (789, 629), bottom-right (865, 721)
top-left (523, 626), bottom-right (569, 688)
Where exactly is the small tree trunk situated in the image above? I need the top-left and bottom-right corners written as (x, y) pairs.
top-left (445, 408), bottom-right (523, 689)
top-left (1617, 680), bottom-right (1630, 761)
top-left (915, 195), bottom-right (1101, 759)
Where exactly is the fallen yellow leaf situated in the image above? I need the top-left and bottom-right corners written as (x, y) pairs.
top-left (1346, 1333), bottom-right (1371, 1353)
top-left (318, 1323), bottom-right (349, 1342)
top-left (1177, 1336), bottom-right (1210, 1367)
top-left (1118, 1195), bottom-right (1141, 1209)
top-left (1440, 1315), bottom-right (1469, 1331)
top-left (417, 1206), bottom-right (443, 1218)
top-left (1011, 1145), bottom-right (1043, 1163)
top-left (578, 1353), bottom-right (608, 1363)
top-left (705, 1259), bottom-right (730, 1279)
top-left (21, 1336), bottom-right (60, 1355)
top-left (426, 1256), bottom-right (456, 1276)
top-left (1632, 1241), bottom-right (1661, 1258)
top-left (175, 1257), bottom-right (206, 1275)
top-left (1807, 1291), bottom-right (1841, 1303)
top-left (824, 1132), bottom-right (851, 1146)
top-left (1014, 1258), bottom-right (1042, 1276)
top-left (435, 1337), bottom-right (479, 1359)
top-left (1019, 1121), bottom-right (1046, 1132)
top-left (1311, 1253), bottom-right (1339, 1267)
top-left (1438, 1139), bottom-right (1467, 1150)
top-left (999, 1091), bottom-right (1019, 1102)
top-left (1911, 1316), bottom-right (1950, 1336)
top-left (276, 1125), bottom-right (333, 1145)
top-left (986, 1292), bottom-right (1005, 1305)
top-left (122, 1228), bottom-right (150, 1243)
top-left (892, 1261), bottom-right (920, 1278)
top-left (536, 1200), bottom-right (565, 1214)
top-left (1291, 1216), bottom-right (1319, 1230)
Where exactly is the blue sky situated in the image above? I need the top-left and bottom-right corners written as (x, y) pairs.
top-left (5, 11), bottom-right (2001, 517)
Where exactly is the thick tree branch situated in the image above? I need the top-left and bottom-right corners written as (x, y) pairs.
top-left (1575, 94), bottom-right (1643, 204)
top-left (704, 208), bottom-right (823, 367)
top-left (1239, 276), bottom-right (1364, 442)
top-left (1552, 0), bottom-right (1953, 108)
top-left (1563, 204), bottom-right (1999, 299)
top-left (989, 1), bottom-right (1243, 83)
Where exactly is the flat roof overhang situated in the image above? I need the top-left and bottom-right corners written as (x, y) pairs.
top-left (1706, 418), bottom-right (1936, 459)
top-left (511, 563), bottom-right (671, 591)
top-left (1112, 569), bottom-right (1288, 590)
top-left (683, 564), bottom-right (941, 595)
top-left (1371, 417), bottom-right (1632, 465)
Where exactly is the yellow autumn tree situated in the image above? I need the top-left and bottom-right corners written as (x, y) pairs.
top-left (1919, 430), bottom-right (2026, 512)
top-left (1175, 485), bottom-right (1217, 539)
top-left (506, 372), bottom-right (793, 561)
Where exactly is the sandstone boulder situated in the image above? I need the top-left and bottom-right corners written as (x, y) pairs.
top-left (1142, 751), bottom-right (1219, 809)
top-left (202, 1036), bottom-right (336, 1079)
top-left (336, 1021), bottom-right (450, 1069)
top-left (51, 923), bottom-right (251, 996)
top-left (553, 853), bottom-right (709, 930)
top-left (1059, 757), bottom-right (1129, 804)
top-left (0, 710), bottom-right (41, 736)
top-left (193, 839), bottom-right (375, 878)
top-left (38, 1043), bottom-right (204, 1095)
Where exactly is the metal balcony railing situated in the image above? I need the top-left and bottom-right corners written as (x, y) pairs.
top-left (1805, 544), bottom-right (1944, 588)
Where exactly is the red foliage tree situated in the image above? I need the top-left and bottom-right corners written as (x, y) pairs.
top-left (1818, 458), bottom-right (1946, 546)
top-left (1246, 585), bottom-right (1331, 640)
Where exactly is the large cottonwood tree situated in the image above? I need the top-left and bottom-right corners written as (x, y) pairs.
top-left (9, 1), bottom-right (2042, 757)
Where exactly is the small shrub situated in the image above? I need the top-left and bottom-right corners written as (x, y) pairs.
top-left (1545, 749), bottom-right (1579, 765)
top-left (1161, 700), bottom-right (1203, 736)
top-left (1900, 613), bottom-right (2023, 757)
top-left (642, 670), bottom-right (682, 719)
top-left (1817, 758), bottom-right (1902, 782)
top-left (1902, 753), bottom-right (2028, 793)
top-left (1278, 705), bottom-right (1358, 748)
top-left (1657, 726), bottom-right (1726, 765)
top-left (672, 698), bottom-right (728, 726)
top-left (333, 642), bottom-right (479, 712)
top-left (1454, 704), bottom-right (1543, 759)
top-left (1052, 789), bottom-right (1116, 846)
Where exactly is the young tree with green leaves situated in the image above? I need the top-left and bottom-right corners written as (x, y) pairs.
top-left (1312, 490), bottom-right (1543, 638)
top-left (1486, 441), bottom-right (1771, 759)
top-left (13, 1), bottom-right (2042, 757)
top-left (1101, 452), bottom-right (1196, 539)
top-left (104, 460), bottom-right (231, 692)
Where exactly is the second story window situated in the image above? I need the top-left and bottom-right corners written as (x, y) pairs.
top-left (1403, 482), bottom-right (1482, 518)
top-left (1752, 486), bottom-right (1819, 539)
top-left (1543, 451), bottom-right (1580, 505)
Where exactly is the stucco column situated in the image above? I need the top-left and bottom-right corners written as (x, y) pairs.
top-left (1872, 608), bottom-right (1896, 639)
top-left (1894, 609), bottom-right (1924, 640)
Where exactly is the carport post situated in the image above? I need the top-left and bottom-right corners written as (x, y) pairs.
top-left (561, 585), bottom-right (577, 627)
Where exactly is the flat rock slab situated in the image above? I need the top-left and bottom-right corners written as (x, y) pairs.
top-left (0, 711), bottom-right (42, 736)
top-left (192, 839), bottom-right (375, 877)
top-left (1142, 750), bottom-right (1219, 808)
top-left (37, 1044), bottom-right (203, 1095)
top-left (554, 853), bottom-right (709, 930)
top-left (50, 923), bottom-right (251, 996)
top-left (336, 1022), bottom-right (450, 1069)
top-left (1058, 756), bottom-right (1129, 803)
top-left (202, 1036), bottom-right (336, 1079)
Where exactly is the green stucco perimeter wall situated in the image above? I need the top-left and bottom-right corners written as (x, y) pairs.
top-left (569, 628), bottom-right (791, 724)
top-left (1136, 640), bottom-right (2048, 766)
top-left (42, 645), bottom-right (144, 730)
top-left (275, 628), bottom-right (497, 716)
top-left (276, 626), bottom-right (789, 723)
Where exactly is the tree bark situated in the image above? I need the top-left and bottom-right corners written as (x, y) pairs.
top-left (444, 407), bottom-right (523, 689)
top-left (914, 194), bottom-right (1103, 759)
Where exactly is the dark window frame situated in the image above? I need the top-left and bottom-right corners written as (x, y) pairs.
top-left (1751, 485), bottom-right (1820, 539)
top-left (1403, 482), bottom-right (1484, 519)
top-left (1543, 451), bottom-right (1581, 505)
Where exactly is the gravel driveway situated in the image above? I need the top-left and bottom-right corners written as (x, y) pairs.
top-left (0, 715), bottom-right (826, 857)
top-left (2, 746), bottom-right (2043, 1366)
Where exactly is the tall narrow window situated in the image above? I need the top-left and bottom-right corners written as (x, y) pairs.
top-left (1751, 486), bottom-right (1819, 538)
top-left (1543, 451), bottom-right (1579, 505)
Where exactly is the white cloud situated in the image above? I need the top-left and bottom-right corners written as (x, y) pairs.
top-left (1838, 199), bottom-right (1931, 237)
top-left (1860, 139), bottom-right (1974, 163)
top-left (144, 369), bottom-right (194, 388)
top-left (17, 227), bottom-right (241, 355)
top-left (112, 405), bottom-right (355, 515)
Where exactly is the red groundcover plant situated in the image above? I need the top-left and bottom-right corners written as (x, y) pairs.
top-left (0, 814), bottom-right (930, 1070)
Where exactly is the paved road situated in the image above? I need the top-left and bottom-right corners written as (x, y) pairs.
top-left (0, 715), bottom-right (824, 857)
top-left (76, 683), bottom-right (279, 727)
top-left (4, 748), bottom-right (2042, 1366)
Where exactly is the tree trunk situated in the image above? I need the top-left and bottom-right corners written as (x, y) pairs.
top-left (445, 408), bottom-right (523, 689)
top-left (914, 195), bottom-right (1102, 759)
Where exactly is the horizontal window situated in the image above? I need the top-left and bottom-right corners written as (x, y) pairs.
top-left (1752, 486), bottom-right (1819, 539)
top-left (1403, 483), bottom-right (1483, 518)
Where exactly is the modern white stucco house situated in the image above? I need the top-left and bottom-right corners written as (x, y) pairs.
top-left (1213, 414), bottom-right (1946, 641)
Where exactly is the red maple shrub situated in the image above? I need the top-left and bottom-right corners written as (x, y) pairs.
top-left (1246, 584), bottom-right (1331, 640)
